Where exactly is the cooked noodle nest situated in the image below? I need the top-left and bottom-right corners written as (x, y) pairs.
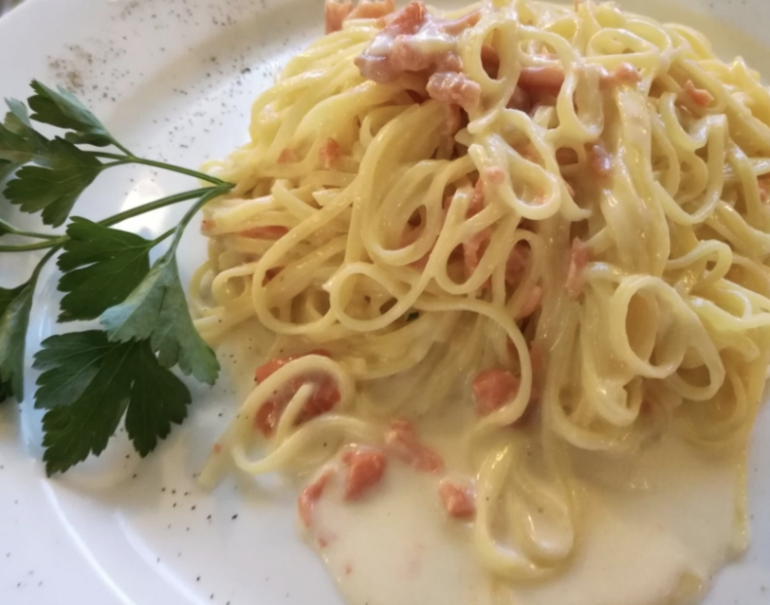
top-left (194, 0), bottom-right (770, 581)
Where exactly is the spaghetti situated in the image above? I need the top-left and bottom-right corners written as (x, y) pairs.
top-left (194, 0), bottom-right (770, 586)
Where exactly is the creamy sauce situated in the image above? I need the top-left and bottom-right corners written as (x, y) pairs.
top-left (219, 327), bottom-right (745, 605)
top-left (215, 321), bottom-right (746, 605)
top-left (305, 434), bottom-right (494, 605)
top-left (304, 420), bottom-right (744, 605)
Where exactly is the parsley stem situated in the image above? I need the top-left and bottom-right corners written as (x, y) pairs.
top-left (100, 186), bottom-right (231, 228)
top-left (31, 246), bottom-right (60, 281)
top-left (0, 185), bottom-right (230, 252)
top-left (0, 219), bottom-right (59, 240)
top-left (14, 231), bottom-right (59, 240)
top-left (152, 228), bottom-right (176, 246)
top-left (168, 186), bottom-right (229, 253)
top-left (111, 141), bottom-right (134, 157)
top-left (91, 152), bottom-right (229, 186)
top-left (0, 237), bottom-right (67, 252)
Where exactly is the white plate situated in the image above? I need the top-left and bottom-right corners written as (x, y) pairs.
top-left (0, 0), bottom-right (768, 604)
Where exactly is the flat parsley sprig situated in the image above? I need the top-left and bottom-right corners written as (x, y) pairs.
top-left (0, 81), bottom-right (233, 475)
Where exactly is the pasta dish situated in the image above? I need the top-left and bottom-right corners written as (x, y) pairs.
top-left (192, 1), bottom-right (770, 603)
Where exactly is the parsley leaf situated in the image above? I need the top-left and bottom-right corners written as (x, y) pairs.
top-left (57, 218), bottom-right (152, 322)
top-left (0, 82), bottom-right (234, 472)
top-left (100, 192), bottom-right (221, 385)
top-left (27, 81), bottom-right (114, 147)
top-left (0, 104), bottom-right (33, 182)
top-left (36, 331), bottom-right (191, 475)
top-left (124, 342), bottom-right (191, 456)
top-left (101, 248), bottom-right (219, 385)
top-left (4, 99), bottom-right (48, 152)
top-left (0, 118), bottom-right (34, 165)
top-left (0, 283), bottom-right (35, 401)
top-left (2, 98), bottom-right (105, 227)
top-left (4, 139), bottom-right (103, 227)
top-left (6, 99), bottom-right (33, 131)
top-left (0, 159), bottom-right (20, 183)
top-left (33, 330), bottom-right (113, 410)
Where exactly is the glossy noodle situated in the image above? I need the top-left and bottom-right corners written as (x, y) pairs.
top-left (194, 0), bottom-right (770, 587)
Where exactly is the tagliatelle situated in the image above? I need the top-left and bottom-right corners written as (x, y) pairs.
top-left (194, 0), bottom-right (770, 588)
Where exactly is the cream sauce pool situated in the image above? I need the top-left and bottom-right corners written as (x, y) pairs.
top-left (218, 325), bottom-right (746, 605)
top-left (303, 425), bottom-right (744, 605)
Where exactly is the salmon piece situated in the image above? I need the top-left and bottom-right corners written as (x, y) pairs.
top-left (439, 480), bottom-right (475, 519)
top-left (588, 142), bottom-right (612, 177)
top-left (298, 468), bottom-right (335, 527)
top-left (437, 54), bottom-right (464, 74)
top-left (254, 400), bottom-right (281, 437)
top-left (518, 65), bottom-right (565, 96)
top-left (472, 369), bottom-right (520, 416)
top-left (278, 148), bottom-right (297, 163)
top-left (443, 102), bottom-right (462, 137)
top-left (460, 180), bottom-right (491, 278)
top-left (341, 447), bottom-right (388, 500)
top-left (426, 71), bottom-right (482, 111)
top-left (507, 86), bottom-right (532, 112)
top-left (389, 38), bottom-right (442, 74)
top-left (440, 8), bottom-right (481, 35)
top-left (468, 179), bottom-right (485, 216)
top-left (601, 62), bottom-right (641, 88)
top-left (253, 351), bottom-right (338, 438)
top-left (556, 148), bottom-right (577, 165)
top-left (319, 138), bottom-right (342, 169)
top-left (682, 80), bottom-right (713, 108)
top-left (358, 40), bottom-right (460, 83)
top-left (348, 0), bottom-right (396, 20)
top-left (566, 237), bottom-right (590, 298)
top-left (484, 166), bottom-right (506, 185)
top-left (254, 374), bottom-right (340, 437)
top-left (239, 225), bottom-right (290, 239)
top-left (201, 218), bottom-right (215, 235)
top-left (385, 420), bottom-right (444, 473)
top-left (255, 357), bottom-right (293, 383)
top-left (213, 442), bottom-right (223, 455)
top-left (356, 1), bottom-right (477, 86)
top-left (481, 44), bottom-right (500, 78)
top-left (517, 285), bottom-right (543, 319)
top-left (356, 54), bottom-right (394, 82)
top-left (296, 375), bottom-right (340, 425)
top-left (385, 0), bottom-right (426, 35)
top-left (406, 89), bottom-right (427, 104)
top-left (325, 0), bottom-right (354, 33)
top-left (505, 242), bottom-right (530, 287)
top-left (400, 225), bottom-right (422, 247)
top-left (254, 350), bottom-right (333, 383)
top-left (515, 143), bottom-right (540, 164)
top-left (262, 266), bottom-right (284, 286)
top-left (478, 44), bottom-right (561, 98)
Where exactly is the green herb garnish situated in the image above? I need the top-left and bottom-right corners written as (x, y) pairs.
top-left (0, 81), bottom-right (233, 475)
